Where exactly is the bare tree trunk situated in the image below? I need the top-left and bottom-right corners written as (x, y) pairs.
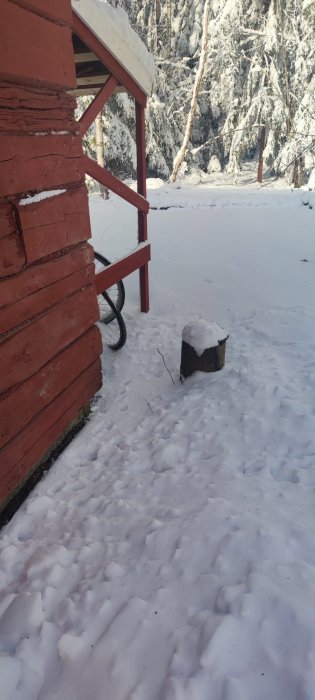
top-left (155, 0), bottom-right (161, 26)
top-left (170, 0), bottom-right (211, 183)
top-left (95, 111), bottom-right (109, 199)
top-left (165, 0), bottom-right (172, 79)
top-left (292, 157), bottom-right (301, 188)
top-left (278, 0), bottom-right (291, 133)
top-left (257, 126), bottom-right (266, 183)
top-left (149, 0), bottom-right (160, 53)
top-left (277, 0), bottom-right (301, 186)
top-left (166, 0), bottom-right (172, 60)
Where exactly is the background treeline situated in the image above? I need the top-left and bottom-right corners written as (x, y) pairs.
top-left (82, 0), bottom-right (315, 186)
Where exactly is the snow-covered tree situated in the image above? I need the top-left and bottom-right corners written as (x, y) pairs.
top-left (84, 0), bottom-right (315, 185)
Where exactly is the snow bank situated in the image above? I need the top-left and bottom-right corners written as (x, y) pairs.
top-left (72, 0), bottom-right (155, 96)
top-left (182, 320), bottom-right (228, 356)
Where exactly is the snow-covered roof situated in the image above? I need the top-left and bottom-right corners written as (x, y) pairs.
top-left (71, 0), bottom-right (155, 97)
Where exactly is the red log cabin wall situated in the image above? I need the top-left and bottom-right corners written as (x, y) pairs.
top-left (0, 0), bottom-right (102, 511)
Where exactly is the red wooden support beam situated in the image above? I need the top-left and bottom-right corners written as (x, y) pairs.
top-left (95, 242), bottom-right (150, 295)
top-left (72, 12), bottom-right (147, 108)
top-left (83, 155), bottom-right (149, 214)
top-left (136, 103), bottom-right (147, 204)
top-left (79, 76), bottom-right (118, 136)
top-left (136, 102), bottom-right (149, 312)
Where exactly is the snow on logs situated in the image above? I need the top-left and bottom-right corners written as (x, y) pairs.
top-left (181, 320), bottom-right (229, 379)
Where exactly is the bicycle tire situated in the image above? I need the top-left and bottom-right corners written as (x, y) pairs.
top-left (100, 291), bottom-right (127, 351)
top-left (94, 251), bottom-right (125, 323)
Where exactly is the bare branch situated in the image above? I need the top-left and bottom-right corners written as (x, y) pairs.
top-left (157, 348), bottom-right (175, 385)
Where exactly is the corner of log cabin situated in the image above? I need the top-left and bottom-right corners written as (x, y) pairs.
top-left (0, 0), bottom-right (103, 514)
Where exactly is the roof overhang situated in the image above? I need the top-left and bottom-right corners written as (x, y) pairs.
top-left (71, 0), bottom-right (155, 98)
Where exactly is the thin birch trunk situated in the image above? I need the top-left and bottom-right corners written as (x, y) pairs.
top-left (167, 0), bottom-right (172, 59)
top-left (95, 111), bottom-right (109, 199)
top-left (170, 0), bottom-right (211, 182)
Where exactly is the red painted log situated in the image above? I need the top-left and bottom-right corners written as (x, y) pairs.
top-left (0, 134), bottom-right (84, 197)
top-left (79, 77), bottom-right (118, 136)
top-left (0, 263), bottom-right (95, 335)
top-left (10, 0), bottom-right (73, 26)
top-left (22, 215), bottom-right (91, 263)
top-left (0, 359), bottom-right (102, 504)
top-left (0, 83), bottom-right (78, 134)
top-left (0, 284), bottom-right (99, 394)
top-left (0, 326), bottom-right (102, 449)
top-left (84, 156), bottom-right (149, 214)
top-left (0, 204), bottom-right (16, 239)
top-left (95, 242), bottom-right (151, 294)
top-left (0, 232), bottom-right (26, 278)
top-left (0, 1), bottom-right (76, 89)
top-left (17, 185), bottom-right (88, 229)
top-left (17, 186), bottom-right (91, 262)
top-left (0, 243), bottom-right (94, 309)
top-left (72, 12), bottom-right (147, 108)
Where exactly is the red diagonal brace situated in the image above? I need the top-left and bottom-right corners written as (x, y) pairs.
top-left (79, 76), bottom-right (118, 136)
top-left (83, 155), bottom-right (149, 213)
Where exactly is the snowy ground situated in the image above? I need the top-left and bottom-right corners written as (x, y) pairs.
top-left (1, 178), bottom-right (315, 700)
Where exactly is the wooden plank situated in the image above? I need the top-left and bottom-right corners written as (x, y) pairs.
top-left (10, 0), bottom-right (73, 26)
top-left (0, 359), bottom-right (102, 505)
top-left (0, 134), bottom-right (84, 197)
top-left (79, 77), bottom-right (118, 136)
top-left (0, 243), bottom-right (94, 309)
top-left (95, 243), bottom-right (151, 294)
top-left (0, 327), bottom-right (102, 449)
top-left (0, 204), bottom-right (16, 240)
top-left (17, 185), bottom-right (88, 230)
top-left (0, 231), bottom-right (26, 278)
top-left (21, 212), bottom-right (91, 263)
top-left (17, 186), bottom-right (91, 263)
top-left (1, 358), bottom-right (101, 475)
top-left (0, 263), bottom-right (95, 335)
top-left (0, 284), bottom-right (99, 394)
top-left (77, 75), bottom-right (109, 87)
top-left (84, 156), bottom-right (149, 214)
top-left (0, 83), bottom-right (78, 134)
top-left (68, 87), bottom-right (102, 97)
top-left (75, 52), bottom-right (98, 63)
top-left (0, 1), bottom-right (76, 89)
top-left (72, 12), bottom-right (147, 108)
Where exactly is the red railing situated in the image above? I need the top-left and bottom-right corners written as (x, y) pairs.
top-left (73, 10), bottom-right (150, 311)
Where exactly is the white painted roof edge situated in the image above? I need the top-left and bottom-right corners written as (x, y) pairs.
top-left (71, 0), bottom-right (155, 97)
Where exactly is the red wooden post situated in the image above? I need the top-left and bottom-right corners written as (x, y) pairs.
top-left (136, 101), bottom-right (149, 312)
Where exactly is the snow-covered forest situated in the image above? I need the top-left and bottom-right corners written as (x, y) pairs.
top-left (83, 0), bottom-right (315, 186)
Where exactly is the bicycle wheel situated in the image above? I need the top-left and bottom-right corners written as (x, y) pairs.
top-left (100, 291), bottom-right (127, 351)
top-left (94, 251), bottom-right (125, 323)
